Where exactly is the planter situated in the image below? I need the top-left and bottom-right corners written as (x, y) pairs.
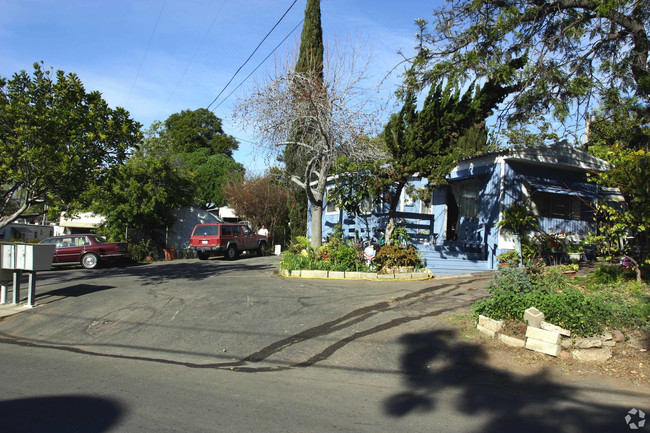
top-left (568, 252), bottom-right (583, 264)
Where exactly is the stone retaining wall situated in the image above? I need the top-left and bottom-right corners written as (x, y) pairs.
top-left (478, 307), bottom-right (644, 362)
top-left (281, 268), bottom-right (433, 281)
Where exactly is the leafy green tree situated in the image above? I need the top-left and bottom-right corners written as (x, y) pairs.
top-left (143, 110), bottom-right (244, 209)
top-left (0, 62), bottom-right (141, 228)
top-left (380, 60), bottom-right (518, 242)
top-left (89, 151), bottom-right (195, 244)
top-left (164, 108), bottom-right (239, 156)
top-left (588, 98), bottom-right (650, 279)
top-left (418, 1), bottom-right (650, 139)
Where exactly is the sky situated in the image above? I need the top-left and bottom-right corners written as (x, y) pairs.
top-left (0, 0), bottom-right (443, 174)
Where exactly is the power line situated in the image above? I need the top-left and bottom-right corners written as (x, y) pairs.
top-left (212, 19), bottom-right (304, 110)
top-left (126, 0), bottom-right (167, 107)
top-left (206, 0), bottom-right (299, 110)
top-left (158, 0), bottom-right (228, 119)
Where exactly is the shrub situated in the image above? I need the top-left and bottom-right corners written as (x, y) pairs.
top-left (373, 245), bottom-right (422, 271)
top-left (280, 228), bottom-right (370, 272)
top-left (497, 251), bottom-right (520, 268)
top-left (473, 265), bottom-right (649, 337)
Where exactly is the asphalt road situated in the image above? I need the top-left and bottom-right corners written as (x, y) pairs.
top-left (0, 256), bottom-right (648, 432)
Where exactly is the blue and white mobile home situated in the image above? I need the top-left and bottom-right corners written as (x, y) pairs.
top-left (311, 142), bottom-right (620, 275)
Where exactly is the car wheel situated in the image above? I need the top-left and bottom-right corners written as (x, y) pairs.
top-left (257, 242), bottom-right (267, 256)
top-left (226, 245), bottom-right (238, 260)
top-left (197, 252), bottom-right (209, 260)
top-left (81, 253), bottom-right (99, 269)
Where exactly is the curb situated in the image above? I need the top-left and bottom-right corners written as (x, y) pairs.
top-left (280, 268), bottom-right (434, 281)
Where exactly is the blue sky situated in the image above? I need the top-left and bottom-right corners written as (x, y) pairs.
top-left (0, 0), bottom-right (442, 174)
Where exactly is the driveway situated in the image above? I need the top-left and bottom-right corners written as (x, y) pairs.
top-left (0, 255), bottom-right (493, 372)
top-left (2, 257), bottom-right (649, 433)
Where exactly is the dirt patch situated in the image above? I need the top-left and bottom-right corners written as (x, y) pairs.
top-left (439, 311), bottom-right (650, 388)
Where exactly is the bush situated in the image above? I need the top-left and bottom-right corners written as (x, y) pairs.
top-left (497, 251), bottom-right (520, 268)
top-left (280, 228), bottom-right (370, 272)
top-left (473, 265), bottom-right (650, 337)
top-left (373, 245), bottom-right (422, 271)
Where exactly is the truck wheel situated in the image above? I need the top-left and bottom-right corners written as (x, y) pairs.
top-left (197, 252), bottom-right (209, 260)
top-left (226, 245), bottom-right (238, 260)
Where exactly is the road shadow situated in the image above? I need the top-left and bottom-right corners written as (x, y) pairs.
top-left (0, 395), bottom-right (124, 433)
top-left (384, 329), bottom-right (641, 432)
top-left (41, 256), bottom-right (279, 284)
top-left (36, 284), bottom-right (115, 299)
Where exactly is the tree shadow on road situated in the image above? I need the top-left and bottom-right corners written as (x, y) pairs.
top-left (0, 394), bottom-right (124, 433)
top-left (384, 329), bottom-right (643, 432)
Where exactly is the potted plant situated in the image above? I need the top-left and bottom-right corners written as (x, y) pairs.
top-left (497, 203), bottom-right (538, 266)
top-left (565, 239), bottom-right (584, 263)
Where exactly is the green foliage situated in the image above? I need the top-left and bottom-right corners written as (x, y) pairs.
top-left (130, 240), bottom-right (154, 262)
top-left (418, 0), bottom-right (649, 140)
top-left (497, 203), bottom-right (537, 235)
top-left (373, 245), bottom-right (422, 271)
top-left (473, 266), bottom-right (650, 337)
top-left (0, 62), bottom-right (141, 226)
top-left (88, 151), bottom-right (195, 244)
top-left (182, 151), bottom-right (245, 208)
top-left (281, 227), bottom-right (370, 272)
top-left (497, 251), bottom-right (520, 268)
top-left (390, 225), bottom-right (410, 247)
top-left (295, 0), bottom-right (323, 78)
top-left (164, 108), bottom-right (239, 156)
top-left (142, 111), bottom-right (244, 209)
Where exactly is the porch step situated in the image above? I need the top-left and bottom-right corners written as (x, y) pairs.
top-left (425, 245), bottom-right (486, 261)
top-left (424, 257), bottom-right (493, 276)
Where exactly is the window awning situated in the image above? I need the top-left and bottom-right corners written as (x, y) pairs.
top-left (11, 227), bottom-right (33, 234)
top-left (522, 175), bottom-right (601, 199)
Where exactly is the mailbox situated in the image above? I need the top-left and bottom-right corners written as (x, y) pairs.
top-left (0, 243), bottom-right (55, 271)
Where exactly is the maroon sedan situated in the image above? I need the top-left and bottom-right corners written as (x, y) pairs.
top-left (39, 234), bottom-right (130, 269)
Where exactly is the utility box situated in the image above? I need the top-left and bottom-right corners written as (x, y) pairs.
top-left (1, 243), bottom-right (55, 271)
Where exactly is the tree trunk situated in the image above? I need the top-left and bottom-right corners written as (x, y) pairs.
top-left (384, 181), bottom-right (405, 246)
top-left (311, 203), bottom-right (323, 248)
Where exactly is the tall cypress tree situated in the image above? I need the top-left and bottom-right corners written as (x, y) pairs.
top-left (282, 0), bottom-right (324, 242)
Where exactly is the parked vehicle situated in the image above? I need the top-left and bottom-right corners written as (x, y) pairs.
top-left (38, 234), bottom-right (130, 269)
top-left (190, 223), bottom-right (268, 260)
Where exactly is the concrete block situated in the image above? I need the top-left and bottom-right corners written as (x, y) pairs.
top-left (540, 321), bottom-right (571, 337)
top-left (289, 270), bottom-right (301, 277)
top-left (574, 337), bottom-right (602, 349)
top-left (300, 270), bottom-right (328, 279)
top-left (526, 326), bottom-right (561, 345)
top-left (478, 315), bottom-right (504, 333)
top-left (526, 338), bottom-right (561, 357)
top-left (476, 324), bottom-right (497, 339)
top-left (344, 271), bottom-right (362, 279)
top-left (328, 271), bottom-right (346, 279)
top-left (394, 273), bottom-right (414, 280)
top-left (359, 272), bottom-right (378, 280)
top-left (524, 307), bottom-right (545, 328)
top-left (572, 347), bottom-right (612, 362)
top-left (499, 334), bottom-right (526, 348)
top-left (377, 273), bottom-right (395, 280)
